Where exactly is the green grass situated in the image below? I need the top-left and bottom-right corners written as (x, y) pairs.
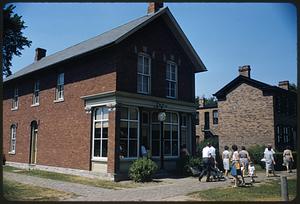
top-left (188, 178), bottom-right (297, 201)
top-left (3, 165), bottom-right (141, 189)
top-left (3, 178), bottom-right (76, 201)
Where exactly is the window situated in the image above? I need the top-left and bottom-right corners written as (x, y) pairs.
top-left (12, 87), bottom-right (18, 109)
top-left (276, 125), bottom-right (283, 143)
top-left (137, 54), bottom-right (151, 94)
top-left (164, 112), bottom-right (179, 156)
top-left (32, 80), bottom-right (40, 105)
top-left (120, 107), bottom-right (139, 158)
top-left (213, 110), bottom-right (218, 124)
top-left (181, 114), bottom-right (188, 146)
top-left (9, 125), bottom-right (17, 154)
top-left (283, 127), bottom-right (289, 143)
top-left (92, 107), bottom-right (109, 159)
top-left (55, 73), bottom-right (64, 100)
top-left (151, 112), bottom-right (179, 157)
top-left (166, 62), bottom-right (177, 98)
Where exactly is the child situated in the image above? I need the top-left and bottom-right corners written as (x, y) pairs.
top-left (248, 162), bottom-right (255, 183)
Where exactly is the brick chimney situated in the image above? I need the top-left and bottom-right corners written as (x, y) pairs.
top-left (278, 80), bottom-right (289, 90)
top-left (238, 65), bottom-right (251, 78)
top-left (147, 2), bottom-right (163, 14)
top-left (35, 48), bottom-right (46, 61)
top-left (199, 97), bottom-right (205, 108)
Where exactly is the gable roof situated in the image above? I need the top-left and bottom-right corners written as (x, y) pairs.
top-left (213, 75), bottom-right (297, 100)
top-left (4, 7), bottom-right (206, 83)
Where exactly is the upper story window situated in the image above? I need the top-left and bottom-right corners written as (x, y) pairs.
top-left (92, 107), bottom-right (109, 159)
top-left (32, 80), bottom-right (40, 105)
top-left (12, 87), bottom-right (18, 110)
top-left (213, 110), bottom-right (218, 125)
top-left (9, 124), bottom-right (17, 154)
top-left (137, 54), bottom-right (151, 94)
top-left (55, 73), bottom-right (64, 101)
top-left (166, 61), bottom-right (177, 98)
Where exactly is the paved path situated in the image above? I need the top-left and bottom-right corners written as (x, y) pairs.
top-left (4, 171), bottom-right (297, 201)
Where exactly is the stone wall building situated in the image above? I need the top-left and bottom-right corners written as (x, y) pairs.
top-left (197, 65), bottom-right (297, 152)
top-left (3, 3), bottom-right (207, 180)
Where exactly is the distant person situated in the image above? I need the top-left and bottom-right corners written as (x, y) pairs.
top-left (180, 144), bottom-right (190, 158)
top-left (199, 142), bottom-right (213, 182)
top-left (264, 144), bottom-right (276, 177)
top-left (248, 161), bottom-right (256, 183)
top-left (283, 146), bottom-right (294, 173)
top-left (264, 144), bottom-right (275, 154)
top-left (230, 144), bottom-right (245, 187)
top-left (222, 146), bottom-right (231, 177)
top-left (141, 144), bottom-right (148, 158)
top-left (239, 146), bottom-right (250, 177)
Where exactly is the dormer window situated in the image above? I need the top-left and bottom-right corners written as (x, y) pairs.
top-left (166, 61), bottom-right (177, 98)
top-left (55, 73), bottom-right (64, 101)
top-left (32, 80), bottom-right (40, 105)
top-left (137, 54), bottom-right (151, 94)
top-left (12, 87), bottom-right (18, 110)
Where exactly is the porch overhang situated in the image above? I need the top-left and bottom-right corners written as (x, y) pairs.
top-left (80, 91), bottom-right (197, 113)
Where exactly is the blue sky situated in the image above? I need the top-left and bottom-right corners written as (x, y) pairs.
top-left (10, 2), bottom-right (297, 97)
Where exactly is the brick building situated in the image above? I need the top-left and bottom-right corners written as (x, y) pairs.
top-left (3, 3), bottom-right (207, 180)
top-left (196, 65), bottom-right (297, 152)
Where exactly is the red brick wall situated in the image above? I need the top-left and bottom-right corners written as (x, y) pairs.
top-left (116, 16), bottom-right (195, 103)
top-left (3, 47), bottom-right (117, 170)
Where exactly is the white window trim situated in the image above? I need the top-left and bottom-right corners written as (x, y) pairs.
top-left (32, 80), bottom-right (40, 106)
top-left (92, 107), bottom-right (109, 160)
top-left (137, 53), bottom-right (151, 95)
top-left (119, 106), bottom-right (140, 159)
top-left (166, 61), bottom-right (178, 99)
top-left (11, 87), bottom-right (19, 110)
top-left (9, 125), bottom-right (17, 154)
top-left (150, 111), bottom-right (180, 159)
top-left (55, 73), bottom-right (64, 101)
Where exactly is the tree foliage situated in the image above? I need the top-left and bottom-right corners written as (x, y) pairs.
top-left (3, 4), bottom-right (32, 77)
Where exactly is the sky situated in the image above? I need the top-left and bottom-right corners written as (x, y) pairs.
top-left (9, 2), bottom-right (297, 98)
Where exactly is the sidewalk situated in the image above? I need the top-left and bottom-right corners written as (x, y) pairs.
top-left (3, 170), bottom-right (297, 201)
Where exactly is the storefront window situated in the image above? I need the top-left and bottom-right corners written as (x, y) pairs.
top-left (120, 107), bottom-right (139, 158)
top-left (93, 107), bottom-right (109, 158)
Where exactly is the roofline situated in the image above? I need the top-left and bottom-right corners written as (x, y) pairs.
top-left (4, 6), bottom-right (207, 83)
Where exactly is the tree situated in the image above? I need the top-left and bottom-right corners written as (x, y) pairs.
top-left (3, 4), bottom-right (32, 77)
top-left (289, 83), bottom-right (297, 92)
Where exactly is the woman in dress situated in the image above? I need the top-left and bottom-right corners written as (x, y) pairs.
top-left (230, 144), bottom-right (245, 187)
top-left (222, 146), bottom-right (231, 178)
top-left (283, 146), bottom-right (294, 173)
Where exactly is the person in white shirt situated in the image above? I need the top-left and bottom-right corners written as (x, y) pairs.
top-left (199, 142), bottom-right (213, 182)
top-left (208, 145), bottom-right (216, 160)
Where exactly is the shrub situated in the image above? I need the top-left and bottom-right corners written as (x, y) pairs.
top-left (128, 157), bottom-right (158, 182)
top-left (176, 155), bottom-right (202, 176)
top-left (248, 144), bottom-right (266, 168)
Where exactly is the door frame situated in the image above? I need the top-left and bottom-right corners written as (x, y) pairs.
top-left (29, 121), bottom-right (38, 164)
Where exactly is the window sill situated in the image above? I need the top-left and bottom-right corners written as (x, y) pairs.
top-left (54, 99), bottom-right (64, 103)
top-left (8, 151), bottom-right (16, 155)
top-left (91, 158), bottom-right (107, 162)
top-left (11, 108), bottom-right (18, 111)
top-left (31, 103), bottom-right (40, 107)
top-left (166, 96), bottom-right (177, 99)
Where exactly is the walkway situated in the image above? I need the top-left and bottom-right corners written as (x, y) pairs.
top-left (4, 171), bottom-right (296, 201)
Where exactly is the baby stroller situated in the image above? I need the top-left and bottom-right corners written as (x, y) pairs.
top-left (210, 166), bottom-right (226, 181)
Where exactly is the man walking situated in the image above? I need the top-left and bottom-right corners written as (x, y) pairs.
top-left (199, 142), bottom-right (213, 182)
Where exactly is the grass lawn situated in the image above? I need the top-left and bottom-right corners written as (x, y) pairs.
top-left (188, 178), bottom-right (297, 201)
top-left (3, 178), bottom-right (75, 201)
top-left (3, 165), bottom-right (161, 189)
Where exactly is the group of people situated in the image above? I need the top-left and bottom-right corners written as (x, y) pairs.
top-left (199, 142), bottom-right (294, 188)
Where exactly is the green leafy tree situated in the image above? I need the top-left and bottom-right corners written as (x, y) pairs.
top-left (3, 4), bottom-right (32, 77)
top-left (289, 83), bottom-right (297, 92)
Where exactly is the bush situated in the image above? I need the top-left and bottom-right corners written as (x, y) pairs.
top-left (176, 155), bottom-right (202, 176)
top-left (128, 157), bottom-right (158, 182)
top-left (248, 144), bottom-right (266, 168)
